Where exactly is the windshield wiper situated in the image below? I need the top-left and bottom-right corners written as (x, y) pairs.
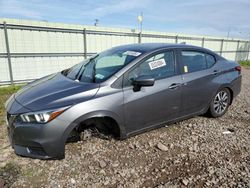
top-left (74, 62), bottom-right (87, 81)
top-left (77, 55), bottom-right (99, 82)
top-left (75, 54), bottom-right (99, 81)
top-left (92, 61), bottom-right (97, 83)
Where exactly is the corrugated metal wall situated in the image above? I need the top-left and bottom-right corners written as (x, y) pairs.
top-left (0, 18), bottom-right (250, 85)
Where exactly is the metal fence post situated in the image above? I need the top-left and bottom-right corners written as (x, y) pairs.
top-left (248, 45), bottom-right (250, 60)
top-left (235, 40), bottom-right (240, 61)
top-left (175, 35), bottom-right (178, 44)
top-left (220, 39), bottom-right (224, 56)
top-left (3, 22), bottom-right (14, 85)
top-left (201, 37), bottom-right (205, 47)
top-left (138, 32), bottom-right (142, 43)
top-left (248, 41), bottom-right (250, 60)
top-left (83, 28), bottom-right (87, 59)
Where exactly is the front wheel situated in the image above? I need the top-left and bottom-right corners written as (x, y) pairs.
top-left (208, 88), bottom-right (231, 118)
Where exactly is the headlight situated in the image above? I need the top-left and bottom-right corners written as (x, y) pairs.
top-left (20, 106), bottom-right (69, 124)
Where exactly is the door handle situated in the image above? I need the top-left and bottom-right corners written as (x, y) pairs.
top-left (212, 70), bottom-right (219, 75)
top-left (168, 83), bottom-right (181, 89)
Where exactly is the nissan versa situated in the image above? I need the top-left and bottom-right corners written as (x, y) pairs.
top-left (5, 43), bottom-right (241, 159)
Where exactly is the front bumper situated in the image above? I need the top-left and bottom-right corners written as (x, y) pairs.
top-left (6, 111), bottom-right (72, 159)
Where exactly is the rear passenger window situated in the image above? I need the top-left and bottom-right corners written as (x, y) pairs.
top-left (206, 54), bottom-right (216, 68)
top-left (181, 51), bottom-right (207, 73)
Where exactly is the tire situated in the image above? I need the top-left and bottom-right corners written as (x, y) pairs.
top-left (208, 88), bottom-right (231, 118)
top-left (66, 129), bottom-right (80, 143)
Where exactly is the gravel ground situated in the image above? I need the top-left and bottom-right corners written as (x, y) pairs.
top-left (0, 68), bottom-right (249, 188)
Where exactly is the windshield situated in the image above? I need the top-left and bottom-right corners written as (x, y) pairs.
top-left (62, 48), bottom-right (142, 83)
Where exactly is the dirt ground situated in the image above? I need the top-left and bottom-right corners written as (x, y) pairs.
top-left (0, 68), bottom-right (249, 188)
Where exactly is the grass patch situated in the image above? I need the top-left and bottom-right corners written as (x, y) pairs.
top-left (239, 61), bottom-right (250, 68)
top-left (0, 85), bottom-right (22, 96)
top-left (0, 85), bottom-right (23, 125)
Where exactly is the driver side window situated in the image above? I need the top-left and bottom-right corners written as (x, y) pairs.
top-left (124, 51), bottom-right (175, 87)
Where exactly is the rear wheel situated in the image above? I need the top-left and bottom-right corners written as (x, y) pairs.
top-left (208, 88), bottom-right (231, 118)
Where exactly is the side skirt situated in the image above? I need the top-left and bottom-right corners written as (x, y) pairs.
top-left (124, 109), bottom-right (206, 139)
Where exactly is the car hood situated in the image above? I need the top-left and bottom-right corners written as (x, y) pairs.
top-left (14, 73), bottom-right (100, 112)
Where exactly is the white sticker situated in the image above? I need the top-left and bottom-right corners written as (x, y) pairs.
top-left (95, 74), bottom-right (105, 79)
top-left (148, 59), bottom-right (166, 70)
top-left (184, 66), bottom-right (188, 73)
top-left (123, 51), bottom-right (141, 57)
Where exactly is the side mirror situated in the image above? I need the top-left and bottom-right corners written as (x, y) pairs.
top-left (132, 75), bottom-right (155, 92)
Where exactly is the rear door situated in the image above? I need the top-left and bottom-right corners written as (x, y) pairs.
top-left (178, 49), bottom-right (218, 116)
top-left (122, 49), bottom-right (183, 134)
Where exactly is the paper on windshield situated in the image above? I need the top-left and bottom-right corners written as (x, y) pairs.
top-left (95, 74), bottom-right (105, 79)
top-left (123, 51), bottom-right (141, 57)
top-left (148, 59), bottom-right (166, 70)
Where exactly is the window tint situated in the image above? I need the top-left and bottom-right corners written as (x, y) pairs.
top-left (124, 51), bottom-right (175, 86)
top-left (206, 54), bottom-right (216, 68)
top-left (181, 51), bottom-right (207, 73)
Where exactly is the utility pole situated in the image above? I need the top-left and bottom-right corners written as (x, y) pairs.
top-left (137, 12), bottom-right (143, 43)
top-left (227, 27), bottom-right (231, 39)
top-left (137, 12), bottom-right (143, 33)
top-left (94, 19), bottom-right (99, 26)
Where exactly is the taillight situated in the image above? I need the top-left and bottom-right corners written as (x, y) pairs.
top-left (235, 66), bottom-right (241, 74)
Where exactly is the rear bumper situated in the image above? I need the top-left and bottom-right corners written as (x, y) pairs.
top-left (231, 75), bottom-right (242, 98)
top-left (6, 113), bottom-right (72, 159)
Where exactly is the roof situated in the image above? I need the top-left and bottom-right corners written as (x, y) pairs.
top-left (111, 43), bottom-right (223, 60)
top-left (113, 43), bottom-right (204, 53)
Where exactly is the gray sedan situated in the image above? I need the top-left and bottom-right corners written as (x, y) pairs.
top-left (5, 43), bottom-right (242, 159)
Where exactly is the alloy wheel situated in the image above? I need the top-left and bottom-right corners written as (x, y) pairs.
top-left (213, 90), bottom-right (229, 114)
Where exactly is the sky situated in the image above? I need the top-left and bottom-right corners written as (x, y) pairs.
top-left (0, 0), bottom-right (250, 39)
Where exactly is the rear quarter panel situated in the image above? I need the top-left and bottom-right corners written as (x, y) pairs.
top-left (212, 59), bottom-right (241, 100)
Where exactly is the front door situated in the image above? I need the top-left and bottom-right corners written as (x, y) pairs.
top-left (123, 50), bottom-right (182, 135)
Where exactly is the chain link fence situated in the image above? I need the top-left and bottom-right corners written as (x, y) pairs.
top-left (0, 19), bottom-right (250, 85)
